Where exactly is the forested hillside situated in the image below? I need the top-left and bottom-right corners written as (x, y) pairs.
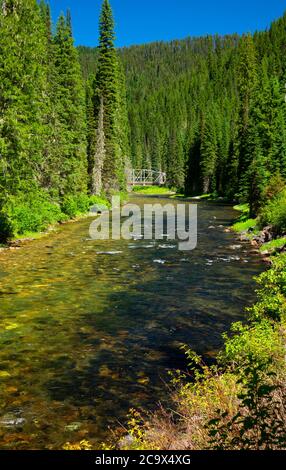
top-left (80, 12), bottom-right (286, 213)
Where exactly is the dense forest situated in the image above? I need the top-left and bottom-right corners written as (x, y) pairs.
top-left (0, 0), bottom-right (129, 240)
top-left (80, 12), bottom-right (286, 216)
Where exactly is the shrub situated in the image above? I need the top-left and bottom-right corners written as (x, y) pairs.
top-left (220, 320), bottom-right (285, 370)
top-left (259, 188), bottom-right (286, 234)
top-left (263, 173), bottom-right (285, 200)
top-left (251, 253), bottom-right (286, 321)
top-left (0, 191), bottom-right (65, 239)
top-left (208, 359), bottom-right (286, 450)
top-left (61, 194), bottom-right (110, 218)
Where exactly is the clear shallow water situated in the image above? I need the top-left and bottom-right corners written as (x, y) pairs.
top-left (0, 196), bottom-right (264, 449)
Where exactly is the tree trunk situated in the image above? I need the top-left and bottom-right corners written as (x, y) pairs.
top-left (91, 97), bottom-right (105, 195)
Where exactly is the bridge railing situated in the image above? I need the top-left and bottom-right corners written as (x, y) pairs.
top-left (126, 169), bottom-right (166, 186)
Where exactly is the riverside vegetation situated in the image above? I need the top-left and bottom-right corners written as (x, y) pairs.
top-left (0, 0), bottom-right (286, 450)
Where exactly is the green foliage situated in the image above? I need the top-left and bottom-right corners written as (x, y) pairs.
top-left (233, 203), bottom-right (249, 213)
top-left (61, 194), bottom-right (110, 218)
top-left (263, 172), bottom-right (285, 200)
top-left (132, 186), bottom-right (172, 195)
top-left (208, 360), bottom-right (286, 450)
top-left (251, 252), bottom-right (286, 321)
top-left (0, 191), bottom-right (65, 239)
top-left (259, 188), bottom-right (286, 234)
top-left (232, 218), bottom-right (257, 233)
top-left (260, 237), bottom-right (286, 253)
top-left (0, 0), bottom-right (49, 195)
top-left (220, 320), bottom-right (285, 369)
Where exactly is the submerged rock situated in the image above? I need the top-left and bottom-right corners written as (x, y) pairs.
top-left (0, 413), bottom-right (26, 428)
top-left (119, 434), bottom-right (135, 449)
top-left (96, 251), bottom-right (123, 255)
top-left (64, 422), bottom-right (82, 432)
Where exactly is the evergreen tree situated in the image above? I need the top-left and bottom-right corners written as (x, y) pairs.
top-left (0, 0), bottom-right (48, 197)
top-left (200, 111), bottom-right (218, 194)
top-left (167, 130), bottom-right (185, 190)
top-left (89, 0), bottom-right (129, 195)
top-left (52, 13), bottom-right (87, 197)
top-left (236, 34), bottom-right (259, 201)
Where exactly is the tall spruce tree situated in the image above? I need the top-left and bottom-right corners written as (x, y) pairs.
top-left (236, 34), bottom-right (259, 202)
top-left (0, 0), bottom-right (48, 197)
top-left (88, 0), bottom-right (129, 195)
top-left (52, 13), bottom-right (87, 197)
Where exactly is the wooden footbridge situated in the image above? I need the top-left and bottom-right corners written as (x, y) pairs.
top-left (126, 169), bottom-right (167, 186)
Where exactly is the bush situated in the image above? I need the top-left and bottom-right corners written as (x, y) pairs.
top-left (263, 173), bottom-right (285, 200)
top-left (0, 192), bottom-right (111, 241)
top-left (259, 188), bottom-right (286, 234)
top-left (0, 192), bottom-right (65, 239)
top-left (220, 320), bottom-right (285, 370)
top-left (61, 194), bottom-right (110, 218)
top-left (208, 359), bottom-right (286, 450)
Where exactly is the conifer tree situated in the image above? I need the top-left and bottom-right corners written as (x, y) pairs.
top-left (89, 0), bottom-right (129, 195)
top-left (0, 0), bottom-right (48, 197)
top-left (167, 130), bottom-right (185, 190)
top-left (52, 13), bottom-right (87, 197)
top-left (236, 34), bottom-right (259, 201)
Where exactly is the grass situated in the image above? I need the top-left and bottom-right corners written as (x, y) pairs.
top-left (231, 203), bottom-right (259, 233)
top-left (170, 193), bottom-right (212, 200)
top-left (233, 203), bottom-right (249, 213)
top-left (232, 218), bottom-right (258, 233)
top-left (132, 186), bottom-right (173, 195)
top-left (259, 237), bottom-right (286, 254)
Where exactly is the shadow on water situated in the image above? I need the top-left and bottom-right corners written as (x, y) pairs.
top-left (0, 197), bottom-right (264, 448)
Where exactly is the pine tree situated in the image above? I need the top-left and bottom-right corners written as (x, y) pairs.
top-left (89, 0), bottom-right (130, 195)
top-left (167, 130), bottom-right (185, 190)
top-left (52, 13), bottom-right (87, 198)
top-left (200, 111), bottom-right (218, 194)
top-left (0, 0), bottom-right (48, 197)
top-left (236, 34), bottom-right (259, 201)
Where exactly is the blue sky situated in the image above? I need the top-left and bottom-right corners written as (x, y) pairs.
top-left (49, 0), bottom-right (286, 47)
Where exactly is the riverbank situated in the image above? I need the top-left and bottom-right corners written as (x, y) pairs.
top-left (106, 261), bottom-right (286, 451)
top-left (231, 204), bottom-right (286, 260)
top-left (0, 195), bottom-right (111, 253)
top-left (87, 198), bottom-right (285, 451)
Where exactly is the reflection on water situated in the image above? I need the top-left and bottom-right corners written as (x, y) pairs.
top-left (0, 196), bottom-right (263, 449)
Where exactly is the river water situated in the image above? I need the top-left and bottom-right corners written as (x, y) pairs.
top-left (0, 196), bottom-right (263, 449)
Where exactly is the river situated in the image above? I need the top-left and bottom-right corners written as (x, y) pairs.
top-left (0, 195), bottom-right (264, 449)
